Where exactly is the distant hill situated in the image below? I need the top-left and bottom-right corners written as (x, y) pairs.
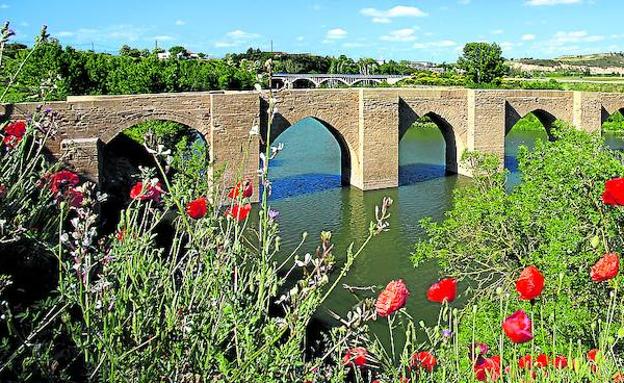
top-left (508, 53), bottom-right (624, 75)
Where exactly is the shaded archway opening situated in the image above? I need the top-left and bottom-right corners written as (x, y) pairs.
top-left (99, 120), bottom-right (208, 233)
top-left (291, 78), bottom-right (318, 89)
top-left (398, 108), bottom-right (459, 185)
top-left (264, 116), bottom-right (351, 200)
top-left (504, 111), bottom-right (550, 185)
top-left (601, 108), bottom-right (624, 151)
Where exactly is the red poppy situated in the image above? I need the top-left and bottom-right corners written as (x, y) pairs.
top-left (474, 355), bottom-right (501, 382)
top-left (48, 170), bottom-right (80, 194)
top-left (602, 178), bottom-right (624, 206)
top-left (502, 310), bottom-right (533, 344)
top-left (535, 354), bottom-right (549, 368)
top-left (410, 351), bottom-right (437, 372)
top-left (426, 278), bottom-right (457, 303)
top-left (516, 265), bottom-right (545, 300)
top-left (116, 229), bottom-right (125, 241)
top-left (553, 355), bottom-right (568, 369)
top-left (590, 253), bottom-right (620, 282)
top-left (588, 349), bottom-right (599, 362)
top-left (129, 180), bottom-right (164, 202)
top-left (225, 203), bottom-right (252, 222)
top-left (375, 279), bottom-right (410, 317)
top-left (228, 180), bottom-right (253, 199)
top-left (342, 347), bottom-right (367, 367)
top-left (518, 354), bottom-right (532, 369)
top-left (186, 197), bottom-right (208, 219)
top-left (2, 120), bottom-right (26, 148)
top-left (65, 188), bottom-right (84, 208)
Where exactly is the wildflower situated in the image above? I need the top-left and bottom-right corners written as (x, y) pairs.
top-left (613, 372), bottom-right (624, 383)
top-left (502, 310), bottom-right (533, 344)
top-left (469, 343), bottom-right (490, 359)
top-left (342, 347), bottom-right (367, 367)
top-left (474, 355), bottom-right (501, 382)
top-left (2, 120), bottom-right (26, 148)
top-left (591, 253), bottom-right (620, 282)
top-left (535, 354), bottom-right (549, 368)
top-left (587, 348), bottom-right (600, 362)
top-left (65, 187), bottom-right (84, 208)
top-left (48, 170), bottom-right (80, 194)
top-left (516, 265), bottom-right (545, 300)
top-left (186, 197), bottom-right (208, 219)
top-left (518, 354), bottom-right (532, 369)
top-left (249, 125), bottom-right (260, 136)
top-left (553, 355), bottom-right (568, 369)
top-left (268, 208), bottom-right (280, 221)
top-left (228, 179), bottom-right (253, 199)
top-left (225, 203), bottom-right (252, 222)
top-left (441, 329), bottom-right (453, 338)
top-left (375, 279), bottom-right (409, 318)
top-left (129, 180), bottom-right (164, 202)
top-left (116, 229), bottom-right (125, 241)
top-left (602, 178), bottom-right (624, 206)
top-left (410, 351), bottom-right (437, 372)
top-left (426, 278), bottom-right (457, 303)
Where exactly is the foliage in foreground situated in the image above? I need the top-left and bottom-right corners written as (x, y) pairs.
top-left (412, 124), bottom-right (624, 370)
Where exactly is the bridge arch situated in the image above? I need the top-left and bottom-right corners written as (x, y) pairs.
top-left (101, 110), bottom-right (207, 144)
top-left (350, 78), bottom-right (383, 86)
top-left (268, 114), bottom-right (353, 186)
top-left (399, 101), bottom-right (465, 175)
top-left (290, 78), bottom-right (319, 88)
top-left (316, 77), bottom-right (351, 87)
top-left (505, 105), bottom-right (559, 140)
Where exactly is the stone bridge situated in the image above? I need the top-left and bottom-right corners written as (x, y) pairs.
top-left (1, 88), bottom-right (623, 199)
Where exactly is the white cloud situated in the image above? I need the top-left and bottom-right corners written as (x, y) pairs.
top-left (360, 6), bottom-right (427, 23)
top-left (525, 0), bottom-right (582, 5)
top-left (214, 29), bottom-right (261, 48)
top-left (458, 0), bottom-right (471, 4)
top-left (226, 30), bottom-right (260, 40)
top-left (413, 40), bottom-right (457, 49)
top-left (380, 28), bottom-right (417, 42)
top-left (326, 28), bottom-right (347, 40)
top-left (296, 36), bottom-right (305, 42)
top-left (0, 4), bottom-right (8, 9)
top-left (52, 25), bottom-right (147, 43)
top-left (491, 29), bottom-right (504, 35)
top-left (57, 31), bottom-right (75, 37)
top-left (522, 34), bottom-right (536, 41)
top-left (175, 20), bottom-right (186, 26)
top-left (551, 30), bottom-right (604, 44)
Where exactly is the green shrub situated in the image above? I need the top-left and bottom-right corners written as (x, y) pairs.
top-left (413, 123), bottom-right (624, 350)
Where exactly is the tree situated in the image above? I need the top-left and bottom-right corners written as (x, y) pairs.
top-left (457, 42), bottom-right (509, 84)
top-left (168, 46), bottom-right (188, 57)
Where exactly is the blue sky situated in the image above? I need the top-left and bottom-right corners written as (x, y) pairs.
top-left (2, 0), bottom-right (623, 62)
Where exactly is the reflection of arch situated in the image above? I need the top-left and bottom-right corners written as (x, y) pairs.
top-left (505, 105), bottom-right (558, 140)
top-left (267, 115), bottom-right (352, 186)
top-left (398, 101), bottom-right (461, 174)
top-left (600, 107), bottom-right (624, 132)
top-left (291, 78), bottom-right (319, 88)
top-left (102, 110), bottom-right (206, 144)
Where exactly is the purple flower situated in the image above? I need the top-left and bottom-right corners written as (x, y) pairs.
top-left (268, 208), bottom-right (279, 221)
top-left (442, 329), bottom-right (453, 338)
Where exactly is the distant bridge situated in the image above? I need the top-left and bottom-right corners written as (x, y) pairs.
top-left (271, 73), bottom-right (411, 88)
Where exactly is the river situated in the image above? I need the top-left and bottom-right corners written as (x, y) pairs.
top-left (265, 118), bottom-right (623, 342)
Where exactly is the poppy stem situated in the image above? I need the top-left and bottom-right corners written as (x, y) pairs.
top-left (388, 315), bottom-right (396, 362)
